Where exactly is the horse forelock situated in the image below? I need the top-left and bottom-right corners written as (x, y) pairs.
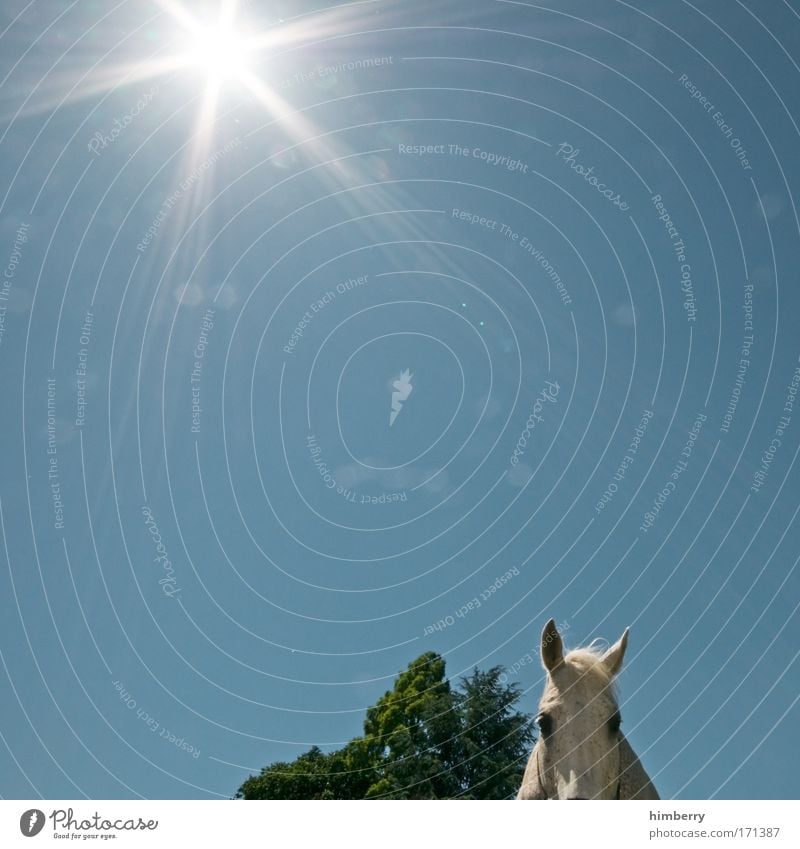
top-left (541, 645), bottom-right (619, 704)
top-left (564, 646), bottom-right (612, 680)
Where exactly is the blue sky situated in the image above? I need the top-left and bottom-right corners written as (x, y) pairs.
top-left (1, 0), bottom-right (799, 800)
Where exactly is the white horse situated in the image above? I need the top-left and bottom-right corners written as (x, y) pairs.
top-left (517, 619), bottom-right (659, 799)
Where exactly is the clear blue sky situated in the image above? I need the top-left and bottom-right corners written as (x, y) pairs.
top-left (1, 0), bottom-right (799, 800)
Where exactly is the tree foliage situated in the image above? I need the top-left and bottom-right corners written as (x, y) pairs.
top-left (236, 652), bottom-right (534, 800)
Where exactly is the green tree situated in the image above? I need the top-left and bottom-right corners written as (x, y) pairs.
top-left (236, 739), bottom-right (376, 801)
top-left (451, 665), bottom-right (534, 798)
top-left (236, 652), bottom-right (534, 800)
top-left (362, 651), bottom-right (462, 798)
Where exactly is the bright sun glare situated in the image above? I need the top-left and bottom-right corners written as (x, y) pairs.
top-left (187, 24), bottom-right (251, 81)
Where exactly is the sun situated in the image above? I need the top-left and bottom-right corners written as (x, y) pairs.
top-left (154, 0), bottom-right (338, 151)
top-left (185, 22), bottom-right (252, 83)
top-left (157, 0), bottom-right (258, 86)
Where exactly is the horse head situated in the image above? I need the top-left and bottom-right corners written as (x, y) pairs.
top-left (517, 619), bottom-right (659, 800)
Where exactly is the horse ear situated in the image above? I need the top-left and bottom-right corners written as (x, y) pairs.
top-left (602, 627), bottom-right (629, 676)
top-left (541, 618), bottom-right (564, 672)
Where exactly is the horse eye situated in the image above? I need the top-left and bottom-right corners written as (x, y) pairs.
top-left (609, 711), bottom-right (622, 734)
top-left (536, 713), bottom-right (553, 736)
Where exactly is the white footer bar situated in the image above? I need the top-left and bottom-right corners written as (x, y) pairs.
top-left (2, 799), bottom-right (796, 848)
